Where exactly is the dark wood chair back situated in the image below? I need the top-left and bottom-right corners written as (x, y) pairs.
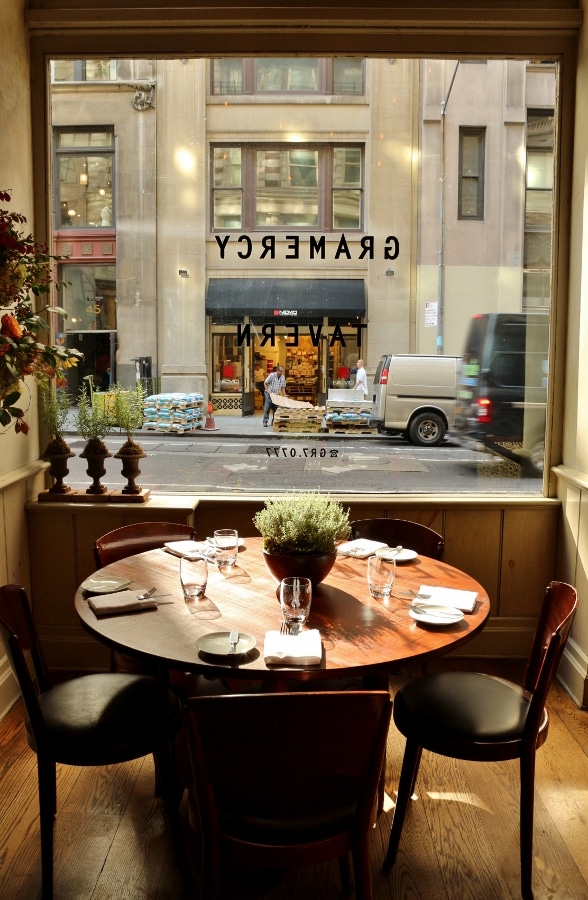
top-left (184, 691), bottom-right (392, 900)
top-left (94, 521), bottom-right (194, 568)
top-left (350, 517), bottom-right (444, 560)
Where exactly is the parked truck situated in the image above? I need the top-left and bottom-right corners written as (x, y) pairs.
top-left (453, 313), bottom-right (549, 473)
top-left (370, 354), bottom-right (460, 446)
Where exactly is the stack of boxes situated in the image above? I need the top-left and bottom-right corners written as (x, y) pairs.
top-left (142, 393), bottom-right (205, 433)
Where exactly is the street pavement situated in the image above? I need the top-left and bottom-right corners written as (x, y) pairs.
top-left (61, 411), bottom-right (542, 495)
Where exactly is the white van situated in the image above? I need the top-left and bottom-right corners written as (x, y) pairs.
top-left (371, 354), bottom-right (460, 446)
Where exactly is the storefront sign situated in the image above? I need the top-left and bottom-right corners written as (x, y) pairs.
top-left (238, 322), bottom-right (367, 347)
top-left (214, 233), bottom-right (400, 261)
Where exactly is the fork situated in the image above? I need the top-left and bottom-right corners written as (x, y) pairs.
top-left (137, 587), bottom-right (157, 601)
top-left (229, 630), bottom-right (239, 653)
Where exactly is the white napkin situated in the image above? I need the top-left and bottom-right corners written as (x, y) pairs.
top-left (88, 590), bottom-right (158, 616)
top-left (264, 629), bottom-right (323, 666)
top-left (164, 540), bottom-right (216, 559)
top-left (416, 585), bottom-right (478, 613)
top-left (337, 538), bottom-right (388, 558)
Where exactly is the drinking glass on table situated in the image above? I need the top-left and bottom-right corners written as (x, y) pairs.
top-left (180, 555), bottom-right (208, 601)
top-left (367, 554), bottom-right (396, 601)
top-left (280, 576), bottom-right (312, 629)
top-left (213, 529), bottom-right (239, 567)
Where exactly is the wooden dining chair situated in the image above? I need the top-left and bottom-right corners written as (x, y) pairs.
top-left (93, 521), bottom-right (194, 675)
top-left (350, 517), bottom-right (445, 560)
top-left (93, 520), bottom-right (194, 568)
top-left (184, 691), bottom-right (392, 900)
top-left (0, 583), bottom-right (183, 900)
top-left (383, 580), bottom-right (578, 900)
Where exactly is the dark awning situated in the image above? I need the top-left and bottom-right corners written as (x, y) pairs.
top-left (205, 278), bottom-right (365, 319)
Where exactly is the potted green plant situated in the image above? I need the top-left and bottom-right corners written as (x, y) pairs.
top-left (76, 382), bottom-right (113, 495)
top-left (111, 382), bottom-right (150, 500)
top-left (39, 385), bottom-right (76, 496)
top-left (253, 492), bottom-right (350, 585)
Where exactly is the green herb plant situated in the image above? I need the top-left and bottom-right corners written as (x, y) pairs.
top-left (253, 492), bottom-right (350, 555)
top-left (40, 385), bottom-right (72, 455)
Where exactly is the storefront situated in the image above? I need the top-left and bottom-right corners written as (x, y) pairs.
top-left (206, 278), bottom-right (366, 415)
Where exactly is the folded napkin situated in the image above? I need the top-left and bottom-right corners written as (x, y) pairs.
top-left (337, 538), bottom-right (388, 558)
top-left (264, 629), bottom-right (322, 666)
top-left (88, 590), bottom-right (158, 616)
top-left (416, 585), bottom-right (478, 613)
top-left (164, 540), bottom-right (215, 559)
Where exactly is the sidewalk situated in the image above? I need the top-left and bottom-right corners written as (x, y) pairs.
top-left (64, 408), bottom-right (386, 442)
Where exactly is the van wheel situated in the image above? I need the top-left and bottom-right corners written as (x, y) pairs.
top-left (408, 412), bottom-right (445, 446)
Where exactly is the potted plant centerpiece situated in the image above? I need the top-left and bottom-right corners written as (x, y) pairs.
top-left (38, 385), bottom-right (76, 498)
top-left (111, 382), bottom-right (150, 501)
top-left (253, 492), bottom-right (350, 586)
top-left (76, 382), bottom-right (113, 497)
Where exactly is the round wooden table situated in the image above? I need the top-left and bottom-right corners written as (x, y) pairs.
top-left (75, 537), bottom-right (490, 687)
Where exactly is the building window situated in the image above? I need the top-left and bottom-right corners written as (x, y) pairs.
top-left (51, 60), bottom-right (118, 82)
top-left (458, 127), bottom-right (485, 219)
top-left (54, 128), bottom-right (114, 229)
top-left (212, 144), bottom-right (363, 230)
top-left (211, 58), bottom-right (365, 96)
top-left (523, 110), bottom-right (554, 309)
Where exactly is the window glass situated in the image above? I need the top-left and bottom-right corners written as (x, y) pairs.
top-left (55, 129), bottom-right (114, 228)
top-left (49, 57), bottom-right (558, 493)
top-left (256, 59), bottom-right (319, 92)
top-left (210, 58), bottom-right (364, 95)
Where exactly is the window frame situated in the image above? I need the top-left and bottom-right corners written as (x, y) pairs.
top-left (457, 126), bottom-right (486, 220)
top-left (53, 126), bottom-right (115, 231)
top-left (210, 58), bottom-right (365, 96)
top-left (210, 142), bottom-right (364, 232)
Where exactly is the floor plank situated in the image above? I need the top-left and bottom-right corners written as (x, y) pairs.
top-left (0, 661), bottom-right (586, 900)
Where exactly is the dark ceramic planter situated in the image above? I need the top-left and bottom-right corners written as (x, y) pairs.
top-left (262, 548), bottom-right (337, 587)
top-left (42, 450), bottom-right (76, 494)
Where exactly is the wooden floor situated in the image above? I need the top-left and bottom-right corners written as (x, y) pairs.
top-left (1, 659), bottom-right (587, 900)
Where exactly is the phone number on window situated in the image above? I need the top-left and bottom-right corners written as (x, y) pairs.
top-left (264, 447), bottom-right (340, 458)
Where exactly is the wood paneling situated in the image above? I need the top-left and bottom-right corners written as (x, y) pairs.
top-left (24, 495), bottom-right (563, 672)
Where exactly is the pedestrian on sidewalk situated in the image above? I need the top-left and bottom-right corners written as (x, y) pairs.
top-left (263, 365), bottom-right (286, 426)
top-left (353, 359), bottom-right (369, 396)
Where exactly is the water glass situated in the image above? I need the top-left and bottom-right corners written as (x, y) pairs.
top-left (213, 529), bottom-right (239, 567)
top-left (367, 555), bottom-right (396, 600)
top-left (180, 555), bottom-right (208, 601)
top-left (280, 576), bottom-right (312, 628)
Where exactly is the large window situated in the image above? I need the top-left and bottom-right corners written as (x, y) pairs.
top-left (212, 145), bottom-right (363, 230)
top-left (47, 57), bottom-right (559, 494)
top-left (54, 129), bottom-right (114, 229)
top-left (211, 58), bottom-right (365, 95)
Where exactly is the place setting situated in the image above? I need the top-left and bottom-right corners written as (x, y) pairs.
top-left (394, 585), bottom-right (478, 627)
top-left (264, 576), bottom-right (324, 666)
top-left (81, 573), bottom-right (174, 617)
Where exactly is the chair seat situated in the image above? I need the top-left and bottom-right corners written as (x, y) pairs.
top-left (36, 673), bottom-right (181, 766)
top-left (393, 671), bottom-right (544, 753)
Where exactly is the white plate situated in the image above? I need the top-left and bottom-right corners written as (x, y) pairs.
top-left (81, 575), bottom-right (133, 594)
top-left (376, 547), bottom-right (418, 563)
top-left (196, 631), bottom-right (256, 657)
top-left (409, 604), bottom-right (464, 625)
